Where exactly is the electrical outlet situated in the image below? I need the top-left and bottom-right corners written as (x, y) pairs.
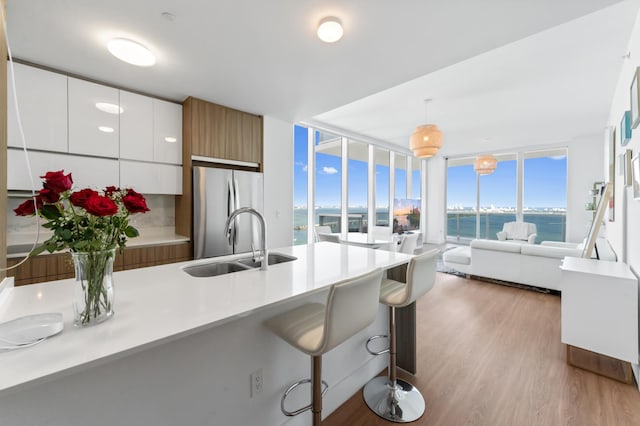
top-left (250, 368), bottom-right (263, 397)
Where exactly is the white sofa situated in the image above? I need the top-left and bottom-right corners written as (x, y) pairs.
top-left (443, 238), bottom-right (616, 291)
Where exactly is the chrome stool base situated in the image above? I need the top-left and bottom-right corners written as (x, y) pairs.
top-left (363, 376), bottom-right (425, 423)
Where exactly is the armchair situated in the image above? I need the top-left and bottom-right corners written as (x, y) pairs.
top-left (496, 221), bottom-right (537, 244)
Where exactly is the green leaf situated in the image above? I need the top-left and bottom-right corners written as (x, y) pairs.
top-left (73, 240), bottom-right (89, 250)
top-left (40, 204), bottom-right (61, 220)
top-left (54, 228), bottom-right (73, 240)
top-left (124, 226), bottom-right (139, 238)
top-left (29, 245), bottom-right (47, 257)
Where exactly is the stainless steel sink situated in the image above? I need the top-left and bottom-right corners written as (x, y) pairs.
top-left (182, 253), bottom-right (297, 277)
top-left (236, 253), bottom-right (297, 268)
top-left (182, 261), bottom-right (252, 278)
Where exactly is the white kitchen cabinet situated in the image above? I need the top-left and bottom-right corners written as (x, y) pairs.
top-left (68, 77), bottom-right (119, 158)
top-left (153, 99), bottom-right (182, 165)
top-left (7, 62), bottom-right (67, 152)
top-left (119, 90), bottom-right (153, 161)
top-left (119, 160), bottom-right (182, 195)
top-left (7, 149), bottom-right (119, 191)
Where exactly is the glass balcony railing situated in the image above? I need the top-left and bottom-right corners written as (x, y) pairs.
top-left (447, 211), bottom-right (566, 243)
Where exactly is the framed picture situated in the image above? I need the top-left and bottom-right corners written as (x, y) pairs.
top-left (633, 153), bottom-right (640, 200)
top-left (620, 110), bottom-right (632, 145)
top-left (608, 126), bottom-right (616, 221)
top-left (632, 67), bottom-right (640, 129)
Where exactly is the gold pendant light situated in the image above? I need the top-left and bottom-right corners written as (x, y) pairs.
top-left (410, 99), bottom-right (443, 158)
top-left (474, 155), bottom-right (497, 175)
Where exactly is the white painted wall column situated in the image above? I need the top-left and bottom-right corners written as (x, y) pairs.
top-left (307, 127), bottom-right (315, 244)
top-left (341, 137), bottom-right (348, 238)
top-left (368, 145), bottom-right (376, 239)
top-left (516, 152), bottom-right (524, 222)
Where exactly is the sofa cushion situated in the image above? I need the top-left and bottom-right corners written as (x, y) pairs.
top-left (521, 244), bottom-right (582, 259)
top-left (443, 247), bottom-right (471, 265)
top-left (470, 239), bottom-right (522, 253)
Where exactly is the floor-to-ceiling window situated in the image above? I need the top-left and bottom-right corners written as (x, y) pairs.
top-left (478, 155), bottom-right (517, 239)
top-left (523, 149), bottom-right (567, 242)
top-left (293, 125), bottom-right (308, 245)
top-left (447, 159), bottom-right (477, 240)
top-left (375, 148), bottom-right (390, 226)
top-left (315, 131), bottom-right (342, 232)
top-left (348, 141), bottom-right (368, 232)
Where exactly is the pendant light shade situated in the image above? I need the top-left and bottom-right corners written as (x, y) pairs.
top-left (410, 99), bottom-right (443, 158)
top-left (474, 155), bottom-right (497, 175)
top-left (410, 124), bottom-right (443, 158)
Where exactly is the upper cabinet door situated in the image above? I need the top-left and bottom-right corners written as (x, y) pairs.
top-left (120, 91), bottom-right (153, 161)
top-left (7, 63), bottom-right (68, 152)
top-left (68, 78), bottom-right (119, 158)
top-left (153, 99), bottom-right (182, 165)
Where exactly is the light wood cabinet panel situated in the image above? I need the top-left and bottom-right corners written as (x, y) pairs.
top-left (189, 97), bottom-right (225, 158)
top-left (7, 242), bottom-right (191, 286)
top-left (7, 63), bottom-right (68, 152)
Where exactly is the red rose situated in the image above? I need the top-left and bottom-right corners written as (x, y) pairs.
top-left (125, 188), bottom-right (144, 199)
top-left (14, 197), bottom-right (42, 216)
top-left (39, 188), bottom-right (59, 203)
top-left (123, 194), bottom-right (149, 213)
top-left (70, 189), bottom-right (99, 208)
top-left (40, 170), bottom-right (73, 193)
top-left (84, 195), bottom-right (118, 217)
top-left (104, 186), bottom-right (120, 197)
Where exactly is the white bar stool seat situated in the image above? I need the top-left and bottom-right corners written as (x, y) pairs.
top-left (364, 249), bottom-right (439, 423)
top-left (265, 268), bottom-right (384, 426)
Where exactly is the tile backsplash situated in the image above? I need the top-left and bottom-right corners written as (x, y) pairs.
top-left (6, 194), bottom-right (175, 234)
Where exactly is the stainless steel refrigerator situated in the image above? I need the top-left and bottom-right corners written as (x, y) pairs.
top-left (193, 166), bottom-right (264, 259)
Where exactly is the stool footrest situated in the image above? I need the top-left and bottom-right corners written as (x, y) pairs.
top-left (366, 334), bottom-right (390, 356)
top-left (281, 378), bottom-right (329, 417)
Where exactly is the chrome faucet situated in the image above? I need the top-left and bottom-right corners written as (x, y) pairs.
top-left (225, 207), bottom-right (268, 271)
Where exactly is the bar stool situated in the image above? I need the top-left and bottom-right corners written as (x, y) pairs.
top-left (363, 249), bottom-right (439, 423)
top-left (264, 268), bottom-right (384, 426)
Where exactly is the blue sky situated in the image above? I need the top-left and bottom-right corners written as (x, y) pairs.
top-left (294, 125), bottom-right (567, 209)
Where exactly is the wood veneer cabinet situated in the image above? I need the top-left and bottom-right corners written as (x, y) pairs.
top-left (184, 97), bottom-right (263, 165)
top-left (6, 242), bottom-right (192, 286)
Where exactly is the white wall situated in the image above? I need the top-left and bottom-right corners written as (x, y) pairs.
top-left (426, 138), bottom-right (604, 245)
top-left (263, 116), bottom-right (294, 249)
top-left (606, 6), bottom-right (640, 272)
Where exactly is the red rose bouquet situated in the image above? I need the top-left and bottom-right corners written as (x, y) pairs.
top-left (14, 170), bottom-right (150, 326)
top-left (14, 170), bottom-right (149, 255)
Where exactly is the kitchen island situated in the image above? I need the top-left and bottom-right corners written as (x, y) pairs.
top-left (0, 242), bottom-right (414, 425)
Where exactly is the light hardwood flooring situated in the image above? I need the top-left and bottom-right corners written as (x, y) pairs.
top-left (324, 273), bottom-right (640, 425)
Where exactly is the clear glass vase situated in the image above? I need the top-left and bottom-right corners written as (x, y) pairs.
top-left (72, 249), bottom-right (115, 327)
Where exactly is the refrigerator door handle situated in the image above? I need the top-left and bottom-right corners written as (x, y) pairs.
top-left (227, 178), bottom-right (235, 245)
top-left (233, 177), bottom-right (240, 246)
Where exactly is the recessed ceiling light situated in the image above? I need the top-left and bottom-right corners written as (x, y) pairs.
top-left (164, 136), bottom-right (177, 143)
top-left (95, 102), bottom-right (123, 114)
top-left (107, 38), bottom-right (156, 67)
top-left (98, 126), bottom-right (115, 133)
top-left (317, 17), bottom-right (343, 43)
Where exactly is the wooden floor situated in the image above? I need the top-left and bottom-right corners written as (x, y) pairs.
top-left (324, 273), bottom-right (640, 426)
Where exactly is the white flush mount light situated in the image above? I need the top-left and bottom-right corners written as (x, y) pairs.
top-left (164, 136), bottom-right (177, 143)
top-left (107, 38), bottom-right (156, 67)
top-left (98, 126), bottom-right (115, 133)
top-left (317, 17), bottom-right (343, 43)
top-left (95, 102), bottom-right (123, 114)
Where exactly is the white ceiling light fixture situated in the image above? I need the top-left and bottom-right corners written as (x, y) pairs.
top-left (164, 136), bottom-right (177, 143)
top-left (107, 38), bottom-right (156, 67)
top-left (95, 102), bottom-right (123, 114)
top-left (98, 126), bottom-right (114, 133)
top-left (317, 17), bottom-right (343, 43)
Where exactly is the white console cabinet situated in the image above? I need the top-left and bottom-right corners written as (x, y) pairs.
top-left (7, 63), bottom-right (67, 152)
top-left (560, 257), bottom-right (638, 382)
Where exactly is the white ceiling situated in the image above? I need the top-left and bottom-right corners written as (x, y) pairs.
top-left (5, 0), bottom-right (636, 156)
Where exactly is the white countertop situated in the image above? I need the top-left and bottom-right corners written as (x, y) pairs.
top-left (560, 256), bottom-right (636, 279)
top-left (6, 226), bottom-right (189, 258)
top-left (0, 242), bottom-right (412, 396)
